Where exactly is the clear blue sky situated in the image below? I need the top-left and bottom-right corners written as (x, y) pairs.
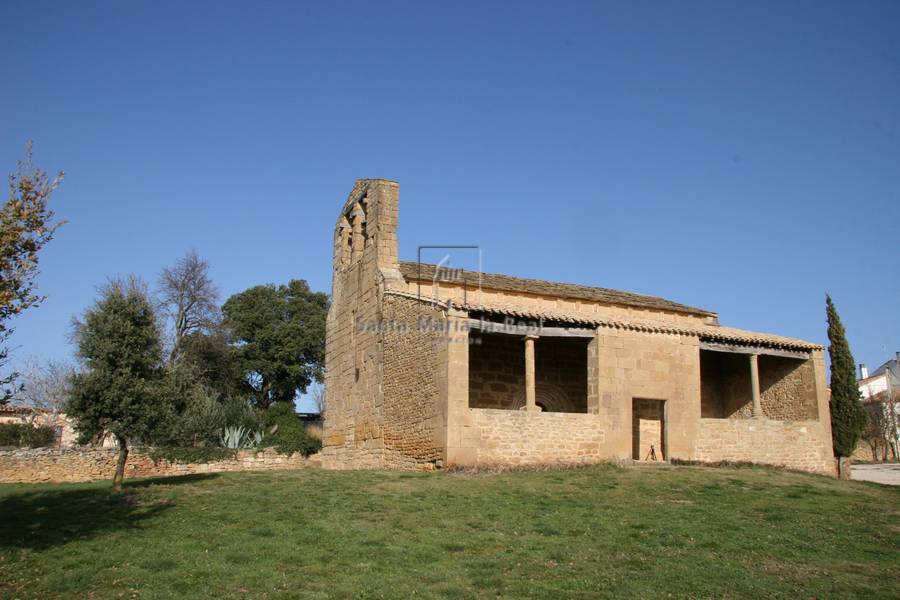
top-left (2, 1), bottom-right (898, 398)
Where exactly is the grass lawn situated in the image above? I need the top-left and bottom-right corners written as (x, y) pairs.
top-left (1, 465), bottom-right (898, 599)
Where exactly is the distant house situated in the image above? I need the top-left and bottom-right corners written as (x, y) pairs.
top-left (0, 403), bottom-right (31, 425)
top-left (0, 404), bottom-right (78, 448)
top-left (857, 353), bottom-right (900, 460)
top-left (859, 353), bottom-right (900, 400)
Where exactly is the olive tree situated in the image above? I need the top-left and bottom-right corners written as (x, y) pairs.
top-left (66, 277), bottom-right (168, 491)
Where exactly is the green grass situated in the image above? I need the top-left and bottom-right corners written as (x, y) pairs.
top-left (1, 465), bottom-right (897, 599)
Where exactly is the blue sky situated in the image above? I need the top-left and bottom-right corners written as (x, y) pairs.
top-left (2, 1), bottom-right (898, 405)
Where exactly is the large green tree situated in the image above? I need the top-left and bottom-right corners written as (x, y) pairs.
top-left (826, 294), bottom-right (866, 466)
top-left (0, 144), bottom-right (64, 402)
top-left (66, 278), bottom-right (168, 491)
top-left (223, 280), bottom-right (327, 408)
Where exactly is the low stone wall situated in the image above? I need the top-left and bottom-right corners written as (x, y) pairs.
top-left (464, 408), bottom-right (607, 466)
top-left (694, 418), bottom-right (835, 475)
top-left (852, 438), bottom-right (896, 463)
top-left (0, 447), bottom-right (316, 484)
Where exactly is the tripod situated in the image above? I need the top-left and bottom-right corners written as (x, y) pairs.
top-left (644, 444), bottom-right (658, 461)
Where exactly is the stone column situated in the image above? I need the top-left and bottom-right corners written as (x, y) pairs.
top-left (523, 335), bottom-right (541, 412)
top-left (749, 353), bottom-right (763, 418)
top-left (443, 310), bottom-right (472, 465)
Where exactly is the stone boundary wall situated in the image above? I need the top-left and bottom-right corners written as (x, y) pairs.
top-left (694, 418), bottom-right (835, 475)
top-left (465, 408), bottom-right (607, 466)
top-left (0, 447), bottom-right (315, 484)
top-left (852, 438), bottom-right (895, 463)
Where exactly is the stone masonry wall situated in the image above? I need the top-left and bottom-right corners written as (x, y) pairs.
top-left (593, 328), bottom-right (701, 461)
top-left (322, 180), bottom-right (399, 469)
top-left (700, 350), bottom-right (753, 418)
top-left (759, 356), bottom-right (818, 420)
top-left (0, 448), bottom-right (314, 484)
top-left (694, 419), bottom-right (834, 474)
top-left (380, 295), bottom-right (445, 468)
top-left (535, 337), bottom-right (589, 413)
top-left (468, 409), bottom-right (606, 465)
top-left (700, 352), bottom-right (818, 421)
top-left (468, 332), bottom-right (525, 410)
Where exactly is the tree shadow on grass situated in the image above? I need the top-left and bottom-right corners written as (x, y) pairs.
top-left (124, 473), bottom-right (220, 489)
top-left (0, 473), bottom-right (217, 551)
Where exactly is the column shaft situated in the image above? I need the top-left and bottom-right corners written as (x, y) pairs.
top-left (524, 335), bottom-right (539, 412)
top-left (749, 353), bottom-right (763, 418)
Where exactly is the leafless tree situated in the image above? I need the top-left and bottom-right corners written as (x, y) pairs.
top-left (157, 249), bottom-right (220, 365)
top-left (862, 399), bottom-right (890, 461)
top-left (861, 390), bottom-right (900, 462)
top-left (884, 388), bottom-right (900, 460)
top-left (309, 382), bottom-right (326, 417)
top-left (12, 356), bottom-right (75, 419)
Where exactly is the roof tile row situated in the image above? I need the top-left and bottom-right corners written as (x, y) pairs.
top-left (384, 289), bottom-right (821, 351)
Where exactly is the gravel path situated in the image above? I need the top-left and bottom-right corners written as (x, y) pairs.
top-left (852, 463), bottom-right (900, 486)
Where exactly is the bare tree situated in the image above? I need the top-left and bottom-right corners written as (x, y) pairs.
top-left (12, 356), bottom-right (75, 420)
top-left (882, 387), bottom-right (900, 460)
top-left (862, 399), bottom-right (890, 461)
top-left (309, 382), bottom-right (326, 417)
top-left (861, 390), bottom-right (900, 462)
top-left (157, 249), bottom-right (220, 365)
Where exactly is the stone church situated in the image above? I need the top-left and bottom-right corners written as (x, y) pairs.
top-left (322, 179), bottom-right (835, 474)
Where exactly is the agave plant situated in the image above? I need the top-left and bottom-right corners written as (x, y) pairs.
top-left (247, 430), bottom-right (263, 447)
top-left (220, 426), bottom-right (263, 449)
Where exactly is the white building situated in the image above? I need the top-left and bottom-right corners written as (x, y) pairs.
top-left (858, 352), bottom-right (900, 458)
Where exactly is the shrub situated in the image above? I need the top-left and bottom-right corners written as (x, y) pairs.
top-left (221, 395), bottom-right (264, 432)
top-left (148, 446), bottom-right (236, 464)
top-left (22, 425), bottom-right (55, 447)
top-left (261, 402), bottom-right (322, 457)
top-left (168, 384), bottom-right (227, 447)
top-left (153, 372), bottom-right (265, 448)
top-left (0, 423), bottom-right (56, 448)
top-left (0, 423), bottom-right (19, 447)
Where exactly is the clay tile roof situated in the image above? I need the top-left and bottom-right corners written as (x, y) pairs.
top-left (693, 324), bottom-right (822, 351)
top-left (383, 290), bottom-right (822, 351)
top-left (398, 262), bottom-right (716, 318)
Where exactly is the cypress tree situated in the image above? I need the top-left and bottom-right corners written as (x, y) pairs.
top-left (826, 294), bottom-right (866, 459)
